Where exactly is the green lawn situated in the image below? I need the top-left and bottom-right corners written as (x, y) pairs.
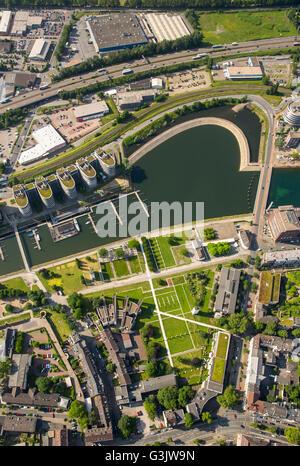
top-left (156, 236), bottom-right (176, 268)
top-left (101, 261), bottom-right (114, 281)
top-left (162, 316), bottom-right (194, 355)
top-left (1, 277), bottom-right (30, 293)
top-left (47, 309), bottom-right (72, 343)
top-left (215, 333), bottom-right (230, 359)
top-left (211, 358), bottom-right (226, 384)
top-left (38, 255), bottom-right (99, 294)
top-left (173, 349), bottom-right (203, 383)
top-left (197, 10), bottom-right (298, 45)
top-left (127, 256), bottom-right (142, 274)
top-left (112, 259), bottom-right (130, 278)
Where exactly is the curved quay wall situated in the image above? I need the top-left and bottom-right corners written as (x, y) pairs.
top-left (128, 117), bottom-right (251, 172)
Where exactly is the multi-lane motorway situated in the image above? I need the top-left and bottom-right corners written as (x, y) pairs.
top-left (0, 35), bottom-right (297, 113)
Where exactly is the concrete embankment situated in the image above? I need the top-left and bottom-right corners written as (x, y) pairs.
top-left (128, 117), bottom-right (253, 172)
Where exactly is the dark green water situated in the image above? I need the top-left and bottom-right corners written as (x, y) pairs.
top-left (132, 123), bottom-right (259, 220)
top-left (267, 168), bottom-right (300, 207)
top-left (0, 235), bottom-right (24, 276)
top-left (0, 106), bottom-right (262, 276)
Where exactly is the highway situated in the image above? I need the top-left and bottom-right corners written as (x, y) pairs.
top-left (0, 35), bottom-right (297, 113)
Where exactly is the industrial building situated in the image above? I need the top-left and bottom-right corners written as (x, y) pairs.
top-left (73, 101), bottom-right (109, 121)
top-left (0, 11), bottom-right (12, 35)
top-left (117, 89), bottom-right (157, 111)
top-left (214, 267), bottom-right (241, 316)
top-left (223, 65), bottom-right (263, 80)
top-left (267, 205), bottom-right (300, 242)
top-left (283, 99), bottom-right (300, 126)
top-left (140, 13), bottom-right (191, 43)
top-left (29, 38), bottom-right (51, 61)
top-left (151, 77), bottom-right (164, 89)
top-left (18, 124), bottom-right (66, 166)
top-left (86, 14), bottom-right (148, 53)
top-left (4, 71), bottom-right (36, 98)
top-left (10, 11), bottom-right (28, 36)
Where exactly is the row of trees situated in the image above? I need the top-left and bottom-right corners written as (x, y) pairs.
top-left (55, 19), bottom-right (74, 61)
top-left (53, 31), bottom-right (204, 82)
top-left (141, 237), bottom-right (157, 272)
top-left (0, 0), bottom-right (297, 8)
top-left (0, 107), bottom-right (28, 130)
top-left (123, 97), bottom-right (246, 147)
top-left (59, 57), bottom-right (209, 100)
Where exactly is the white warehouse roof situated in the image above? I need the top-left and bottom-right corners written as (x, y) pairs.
top-left (73, 101), bottom-right (109, 119)
top-left (19, 125), bottom-right (66, 165)
top-left (29, 39), bottom-right (50, 60)
top-left (151, 77), bottom-right (163, 89)
top-left (0, 11), bottom-right (12, 34)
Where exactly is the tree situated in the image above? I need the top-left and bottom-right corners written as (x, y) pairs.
top-left (207, 242), bottom-right (231, 257)
top-left (191, 357), bottom-right (201, 367)
top-left (144, 395), bottom-right (157, 421)
top-left (0, 358), bottom-right (11, 379)
top-left (68, 400), bottom-right (87, 421)
top-left (115, 248), bottom-right (124, 258)
top-left (204, 228), bottom-right (215, 240)
top-left (201, 411), bottom-right (212, 424)
top-left (106, 361), bottom-right (115, 373)
top-left (128, 239), bottom-right (139, 249)
top-left (118, 415), bottom-right (137, 439)
top-left (99, 248), bottom-right (107, 257)
top-left (157, 386), bottom-right (178, 411)
top-left (35, 376), bottom-right (53, 393)
top-left (178, 385), bottom-right (194, 408)
top-left (217, 385), bottom-right (240, 409)
top-left (285, 427), bottom-right (300, 445)
top-left (184, 412), bottom-right (194, 429)
top-left (277, 329), bottom-right (288, 339)
top-left (292, 328), bottom-right (300, 339)
top-left (5, 304), bottom-right (13, 313)
top-left (263, 321), bottom-right (278, 336)
top-left (254, 320), bottom-right (264, 333)
top-left (227, 313), bottom-right (249, 335)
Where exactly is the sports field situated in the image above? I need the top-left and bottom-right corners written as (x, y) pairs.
top-left (197, 10), bottom-right (298, 45)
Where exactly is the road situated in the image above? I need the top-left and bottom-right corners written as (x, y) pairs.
top-left (111, 408), bottom-right (291, 446)
top-left (0, 36), bottom-right (296, 113)
top-left (10, 112), bottom-right (35, 170)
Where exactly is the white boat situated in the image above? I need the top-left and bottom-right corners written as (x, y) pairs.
top-left (85, 221), bottom-right (90, 224)
top-left (36, 234), bottom-right (40, 241)
top-left (74, 218), bottom-right (80, 232)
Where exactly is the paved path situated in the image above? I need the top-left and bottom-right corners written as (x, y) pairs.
top-left (140, 240), bottom-right (173, 367)
top-left (13, 225), bottom-right (30, 273)
top-left (127, 116), bottom-right (250, 171)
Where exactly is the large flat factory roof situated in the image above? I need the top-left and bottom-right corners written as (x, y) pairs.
top-left (86, 14), bottom-right (148, 52)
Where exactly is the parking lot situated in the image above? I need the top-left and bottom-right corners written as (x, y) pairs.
top-left (0, 126), bottom-right (21, 162)
top-left (261, 56), bottom-right (292, 86)
top-left (49, 105), bottom-right (103, 143)
top-left (167, 70), bottom-right (211, 94)
top-left (59, 15), bottom-right (96, 67)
